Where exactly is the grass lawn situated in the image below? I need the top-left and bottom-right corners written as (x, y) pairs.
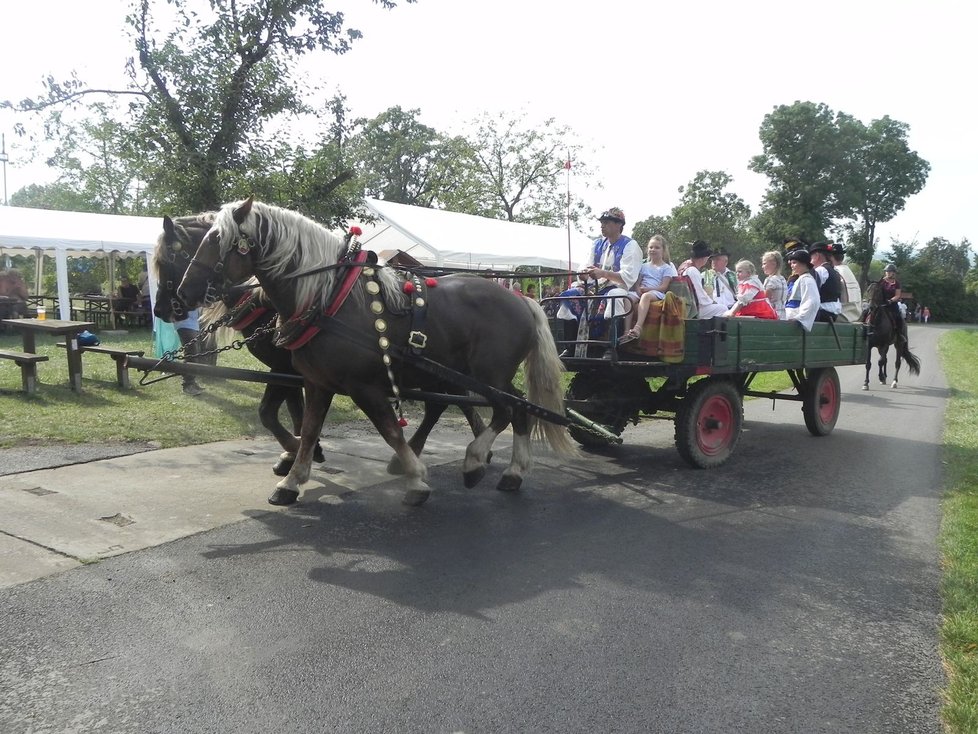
top-left (939, 329), bottom-right (978, 732)
top-left (0, 327), bottom-right (361, 448)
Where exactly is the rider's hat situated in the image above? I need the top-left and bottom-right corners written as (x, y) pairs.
top-left (597, 207), bottom-right (626, 225)
top-left (689, 240), bottom-right (713, 259)
top-left (884, 263), bottom-right (897, 273)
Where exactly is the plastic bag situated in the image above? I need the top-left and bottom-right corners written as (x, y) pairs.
top-left (77, 330), bottom-right (101, 347)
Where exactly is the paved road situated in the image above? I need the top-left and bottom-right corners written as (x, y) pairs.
top-left (0, 325), bottom-right (947, 733)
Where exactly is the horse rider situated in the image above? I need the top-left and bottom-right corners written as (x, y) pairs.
top-left (880, 263), bottom-right (906, 337)
top-left (828, 241), bottom-right (863, 323)
top-left (809, 241), bottom-right (844, 322)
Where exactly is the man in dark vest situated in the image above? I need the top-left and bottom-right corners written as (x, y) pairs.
top-left (809, 241), bottom-right (844, 322)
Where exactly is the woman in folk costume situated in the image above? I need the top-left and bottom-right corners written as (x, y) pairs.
top-left (725, 260), bottom-right (778, 319)
top-left (783, 249), bottom-right (821, 331)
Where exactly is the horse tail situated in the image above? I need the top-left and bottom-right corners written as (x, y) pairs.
top-left (523, 299), bottom-right (578, 457)
top-left (900, 342), bottom-right (921, 376)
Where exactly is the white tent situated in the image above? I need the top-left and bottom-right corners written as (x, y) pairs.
top-left (359, 198), bottom-right (590, 271)
top-left (0, 206), bottom-right (160, 321)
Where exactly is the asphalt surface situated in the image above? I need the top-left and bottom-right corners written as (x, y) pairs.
top-left (0, 324), bottom-right (949, 733)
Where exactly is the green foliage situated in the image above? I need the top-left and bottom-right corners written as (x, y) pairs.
top-left (669, 170), bottom-right (752, 254)
top-left (879, 237), bottom-right (978, 323)
top-left (749, 102), bottom-right (929, 282)
top-left (4, 0), bottom-right (415, 213)
top-left (349, 105), bottom-right (474, 208)
top-left (631, 215), bottom-right (673, 252)
top-left (459, 112), bottom-right (592, 227)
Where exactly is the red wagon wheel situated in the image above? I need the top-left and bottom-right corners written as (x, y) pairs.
top-left (802, 367), bottom-right (841, 436)
top-left (674, 378), bottom-right (743, 468)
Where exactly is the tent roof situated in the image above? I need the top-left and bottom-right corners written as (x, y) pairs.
top-left (0, 206), bottom-right (159, 257)
top-left (359, 198), bottom-right (588, 271)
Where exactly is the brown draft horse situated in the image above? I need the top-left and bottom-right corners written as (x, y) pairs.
top-left (862, 280), bottom-right (921, 390)
top-left (176, 198), bottom-right (575, 507)
top-left (153, 214), bottom-right (491, 480)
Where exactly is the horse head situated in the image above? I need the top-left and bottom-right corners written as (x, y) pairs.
top-left (176, 198), bottom-right (265, 310)
top-left (153, 212), bottom-right (216, 321)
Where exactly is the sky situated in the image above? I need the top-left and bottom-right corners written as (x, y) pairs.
top-left (1, 0), bottom-right (975, 257)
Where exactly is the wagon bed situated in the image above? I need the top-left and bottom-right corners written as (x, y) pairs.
top-left (558, 316), bottom-right (868, 468)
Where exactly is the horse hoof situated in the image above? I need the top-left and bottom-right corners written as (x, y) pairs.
top-left (387, 456), bottom-right (405, 475)
top-left (891, 382), bottom-right (898, 389)
top-left (268, 488), bottom-right (299, 506)
top-left (272, 458), bottom-right (294, 476)
top-left (496, 474), bottom-right (523, 493)
top-left (463, 465), bottom-right (487, 489)
top-left (862, 384), bottom-right (869, 391)
top-left (313, 444), bottom-right (325, 463)
top-left (402, 488), bottom-right (431, 506)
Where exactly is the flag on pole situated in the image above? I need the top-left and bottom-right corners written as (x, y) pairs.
top-left (564, 158), bottom-right (572, 170)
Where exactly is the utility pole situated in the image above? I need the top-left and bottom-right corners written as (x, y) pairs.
top-left (0, 134), bottom-right (10, 206)
top-left (0, 134), bottom-right (8, 205)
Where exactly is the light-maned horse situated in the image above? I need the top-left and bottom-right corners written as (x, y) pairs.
top-left (154, 213), bottom-right (326, 476)
top-left (154, 214), bottom-right (491, 479)
top-left (176, 198), bottom-right (575, 507)
top-left (863, 280), bottom-right (920, 390)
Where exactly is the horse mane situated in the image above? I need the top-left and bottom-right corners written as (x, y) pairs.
top-left (214, 200), bottom-right (408, 312)
top-left (153, 212), bottom-right (218, 281)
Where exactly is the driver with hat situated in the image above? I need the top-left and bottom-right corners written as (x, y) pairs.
top-left (557, 207), bottom-right (643, 354)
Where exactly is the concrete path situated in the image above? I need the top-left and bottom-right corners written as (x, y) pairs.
top-left (0, 429), bottom-right (471, 588)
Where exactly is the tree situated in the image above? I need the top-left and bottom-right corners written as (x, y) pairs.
top-left (834, 114), bottom-right (930, 283)
top-left (749, 102), bottom-right (929, 286)
top-left (4, 0), bottom-right (414, 213)
top-left (459, 112), bottom-right (592, 227)
top-left (749, 102), bottom-right (841, 244)
top-left (348, 106), bottom-right (474, 208)
top-left (630, 214), bottom-right (674, 253)
top-left (669, 170), bottom-right (753, 259)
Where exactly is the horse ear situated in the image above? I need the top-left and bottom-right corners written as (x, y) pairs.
top-left (162, 215), bottom-right (175, 237)
top-left (233, 197), bottom-right (254, 224)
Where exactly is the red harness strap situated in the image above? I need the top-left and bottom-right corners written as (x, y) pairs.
top-left (226, 290), bottom-right (273, 331)
top-left (281, 250), bottom-right (370, 351)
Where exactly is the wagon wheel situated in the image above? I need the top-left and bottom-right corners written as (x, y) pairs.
top-left (802, 367), bottom-right (841, 437)
top-left (565, 372), bottom-right (643, 448)
top-left (674, 378), bottom-right (743, 469)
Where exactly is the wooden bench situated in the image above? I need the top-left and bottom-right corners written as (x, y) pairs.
top-left (57, 344), bottom-right (146, 389)
top-left (0, 349), bottom-right (49, 394)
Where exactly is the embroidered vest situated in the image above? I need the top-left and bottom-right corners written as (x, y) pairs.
top-left (592, 236), bottom-right (632, 271)
top-left (817, 262), bottom-right (841, 304)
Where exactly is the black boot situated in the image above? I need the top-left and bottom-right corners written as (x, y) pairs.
top-left (177, 328), bottom-right (205, 396)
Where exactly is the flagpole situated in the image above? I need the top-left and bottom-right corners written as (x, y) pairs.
top-left (565, 151), bottom-right (572, 288)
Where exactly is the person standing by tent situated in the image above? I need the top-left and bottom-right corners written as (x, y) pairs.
top-left (174, 309), bottom-right (206, 396)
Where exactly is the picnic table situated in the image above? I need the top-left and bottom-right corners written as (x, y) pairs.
top-left (0, 318), bottom-right (96, 392)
